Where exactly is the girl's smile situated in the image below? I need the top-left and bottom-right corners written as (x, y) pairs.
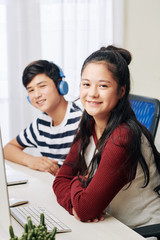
top-left (86, 100), bottom-right (103, 106)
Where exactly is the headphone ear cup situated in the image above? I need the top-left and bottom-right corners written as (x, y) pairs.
top-left (58, 80), bottom-right (69, 95)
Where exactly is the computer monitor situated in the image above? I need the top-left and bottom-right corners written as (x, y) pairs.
top-left (0, 128), bottom-right (12, 234)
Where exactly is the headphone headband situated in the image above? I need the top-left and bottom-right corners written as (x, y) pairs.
top-left (58, 67), bottom-right (65, 79)
top-left (57, 65), bottom-right (69, 95)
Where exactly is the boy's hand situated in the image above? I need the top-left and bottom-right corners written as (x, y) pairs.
top-left (28, 156), bottom-right (59, 176)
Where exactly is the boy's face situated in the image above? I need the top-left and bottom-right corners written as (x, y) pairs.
top-left (26, 73), bottom-right (61, 115)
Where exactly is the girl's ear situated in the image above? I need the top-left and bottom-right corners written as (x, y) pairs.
top-left (119, 85), bottom-right (126, 99)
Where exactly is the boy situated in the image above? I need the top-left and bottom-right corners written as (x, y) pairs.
top-left (4, 60), bottom-right (82, 175)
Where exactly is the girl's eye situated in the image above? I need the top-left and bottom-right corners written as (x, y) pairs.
top-left (82, 82), bottom-right (90, 87)
top-left (99, 84), bottom-right (108, 88)
top-left (40, 85), bottom-right (46, 88)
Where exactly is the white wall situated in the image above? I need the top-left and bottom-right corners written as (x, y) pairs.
top-left (123, 0), bottom-right (160, 151)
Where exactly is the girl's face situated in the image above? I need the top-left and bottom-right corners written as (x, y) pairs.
top-left (80, 62), bottom-right (125, 124)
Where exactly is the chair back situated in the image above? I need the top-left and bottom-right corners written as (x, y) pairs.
top-left (129, 94), bottom-right (160, 139)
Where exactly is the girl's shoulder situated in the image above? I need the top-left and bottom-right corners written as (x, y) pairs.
top-left (114, 123), bottom-right (131, 133)
top-left (111, 123), bottom-right (133, 146)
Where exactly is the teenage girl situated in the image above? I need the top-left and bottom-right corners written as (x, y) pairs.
top-left (53, 45), bottom-right (160, 229)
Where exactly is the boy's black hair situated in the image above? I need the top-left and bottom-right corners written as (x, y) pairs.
top-left (22, 60), bottom-right (62, 89)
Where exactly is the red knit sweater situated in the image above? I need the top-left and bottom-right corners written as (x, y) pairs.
top-left (53, 124), bottom-right (135, 222)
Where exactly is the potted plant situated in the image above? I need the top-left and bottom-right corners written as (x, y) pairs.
top-left (9, 213), bottom-right (57, 240)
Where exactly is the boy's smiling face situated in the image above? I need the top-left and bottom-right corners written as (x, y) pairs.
top-left (26, 73), bottom-right (61, 115)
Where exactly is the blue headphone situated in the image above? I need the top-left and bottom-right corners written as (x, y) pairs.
top-left (27, 95), bottom-right (31, 104)
top-left (57, 67), bottom-right (69, 95)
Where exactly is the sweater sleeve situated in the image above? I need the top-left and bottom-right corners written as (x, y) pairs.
top-left (53, 126), bottom-right (135, 221)
top-left (53, 140), bottom-right (80, 215)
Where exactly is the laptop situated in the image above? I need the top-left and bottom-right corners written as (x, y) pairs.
top-left (0, 128), bottom-right (71, 235)
top-left (1, 138), bottom-right (28, 186)
top-left (6, 163), bottom-right (28, 186)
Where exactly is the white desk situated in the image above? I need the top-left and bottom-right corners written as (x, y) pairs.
top-left (1, 161), bottom-right (145, 240)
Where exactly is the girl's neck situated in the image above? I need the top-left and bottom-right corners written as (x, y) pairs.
top-left (94, 121), bottom-right (106, 140)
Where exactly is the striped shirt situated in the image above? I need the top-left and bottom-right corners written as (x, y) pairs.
top-left (16, 102), bottom-right (82, 165)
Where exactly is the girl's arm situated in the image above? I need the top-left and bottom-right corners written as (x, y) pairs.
top-left (53, 127), bottom-right (135, 221)
top-left (53, 140), bottom-right (81, 215)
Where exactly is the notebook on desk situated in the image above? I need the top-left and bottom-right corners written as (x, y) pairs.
top-left (0, 128), bottom-right (71, 234)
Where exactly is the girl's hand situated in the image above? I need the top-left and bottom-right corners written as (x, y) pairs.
top-left (72, 208), bottom-right (106, 222)
top-left (72, 208), bottom-right (81, 221)
top-left (86, 211), bottom-right (106, 223)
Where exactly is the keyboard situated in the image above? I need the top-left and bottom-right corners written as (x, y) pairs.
top-left (10, 206), bottom-right (71, 233)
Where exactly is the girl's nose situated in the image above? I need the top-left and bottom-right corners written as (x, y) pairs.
top-left (89, 86), bottom-right (99, 97)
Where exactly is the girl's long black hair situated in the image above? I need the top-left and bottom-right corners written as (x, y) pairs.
top-left (72, 45), bottom-right (160, 188)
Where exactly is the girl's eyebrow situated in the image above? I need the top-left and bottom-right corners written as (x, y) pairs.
top-left (81, 78), bottom-right (90, 81)
top-left (27, 81), bottom-right (47, 90)
top-left (81, 79), bottom-right (111, 84)
top-left (99, 79), bottom-right (111, 84)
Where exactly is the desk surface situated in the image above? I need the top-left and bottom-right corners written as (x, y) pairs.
top-left (1, 161), bottom-right (145, 240)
